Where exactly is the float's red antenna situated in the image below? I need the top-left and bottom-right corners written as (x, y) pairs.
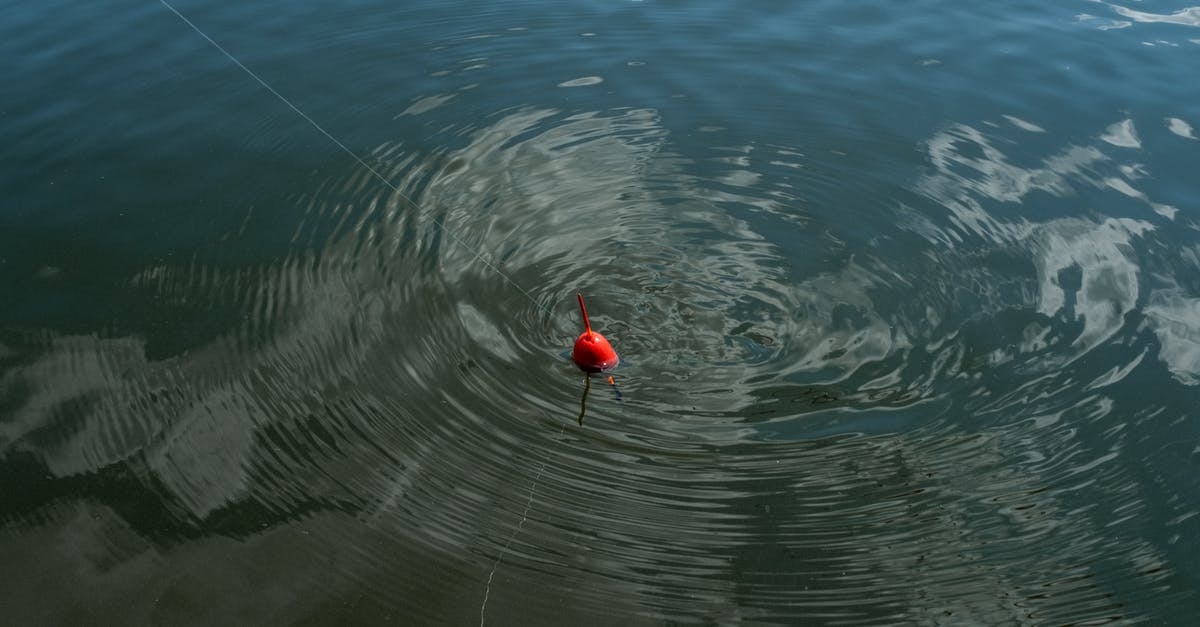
top-left (577, 293), bottom-right (592, 335)
top-left (571, 293), bottom-right (619, 372)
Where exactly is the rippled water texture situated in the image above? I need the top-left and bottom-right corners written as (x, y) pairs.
top-left (2, 0), bottom-right (1199, 624)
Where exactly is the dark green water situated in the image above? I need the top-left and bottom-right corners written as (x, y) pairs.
top-left (3, 0), bottom-right (1199, 624)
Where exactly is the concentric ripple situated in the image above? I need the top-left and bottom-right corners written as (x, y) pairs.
top-left (4, 98), bottom-right (1197, 623)
top-left (3, 5), bottom-right (1200, 624)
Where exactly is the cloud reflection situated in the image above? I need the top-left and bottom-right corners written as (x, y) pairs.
top-left (913, 116), bottom-right (1190, 376)
top-left (1166, 116), bottom-right (1197, 139)
top-left (1145, 289), bottom-right (1200, 385)
top-left (1106, 4), bottom-right (1200, 27)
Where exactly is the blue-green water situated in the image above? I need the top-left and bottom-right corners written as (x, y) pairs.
top-left (3, 0), bottom-right (1199, 624)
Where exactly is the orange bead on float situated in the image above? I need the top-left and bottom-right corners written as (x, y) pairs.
top-left (571, 293), bottom-right (619, 372)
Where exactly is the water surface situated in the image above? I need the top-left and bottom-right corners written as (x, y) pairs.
top-left (2, 0), bottom-right (1199, 624)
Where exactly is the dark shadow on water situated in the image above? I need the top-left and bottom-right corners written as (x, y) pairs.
top-left (576, 373), bottom-right (622, 427)
top-left (577, 373), bottom-right (590, 427)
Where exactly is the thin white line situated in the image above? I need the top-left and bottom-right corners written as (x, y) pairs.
top-left (479, 459), bottom-right (545, 627)
top-left (156, 6), bottom-right (568, 622)
top-left (157, 0), bottom-right (551, 313)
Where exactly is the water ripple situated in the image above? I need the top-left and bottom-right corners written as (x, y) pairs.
top-left (3, 11), bottom-right (1199, 622)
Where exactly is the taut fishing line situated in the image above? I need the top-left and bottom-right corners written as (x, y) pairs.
top-left (155, 0), bottom-right (550, 316)
top-left (155, 2), bottom-right (566, 623)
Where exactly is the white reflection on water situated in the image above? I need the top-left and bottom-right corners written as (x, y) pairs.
top-left (1076, 13), bottom-right (1133, 31)
top-left (1105, 3), bottom-right (1200, 28)
top-left (0, 334), bottom-right (156, 474)
top-left (914, 116), bottom-right (1196, 377)
top-left (1145, 288), bottom-right (1200, 385)
top-left (1003, 114), bottom-right (1046, 133)
top-left (920, 119), bottom-right (1178, 236)
top-left (1100, 118), bottom-right (1142, 148)
top-left (1166, 116), bottom-right (1197, 139)
top-left (1033, 217), bottom-right (1151, 361)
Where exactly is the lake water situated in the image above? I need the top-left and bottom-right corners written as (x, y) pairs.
top-left (3, 0), bottom-right (1199, 624)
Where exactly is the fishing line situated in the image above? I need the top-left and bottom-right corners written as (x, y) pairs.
top-left (156, 0), bottom-right (551, 315)
top-left (478, 455), bottom-right (548, 626)
top-left (157, 3), bottom-right (581, 621)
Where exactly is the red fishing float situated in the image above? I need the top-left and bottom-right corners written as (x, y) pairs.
top-left (571, 293), bottom-right (619, 372)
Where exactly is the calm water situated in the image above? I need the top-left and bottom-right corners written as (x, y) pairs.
top-left (3, 0), bottom-right (1199, 624)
